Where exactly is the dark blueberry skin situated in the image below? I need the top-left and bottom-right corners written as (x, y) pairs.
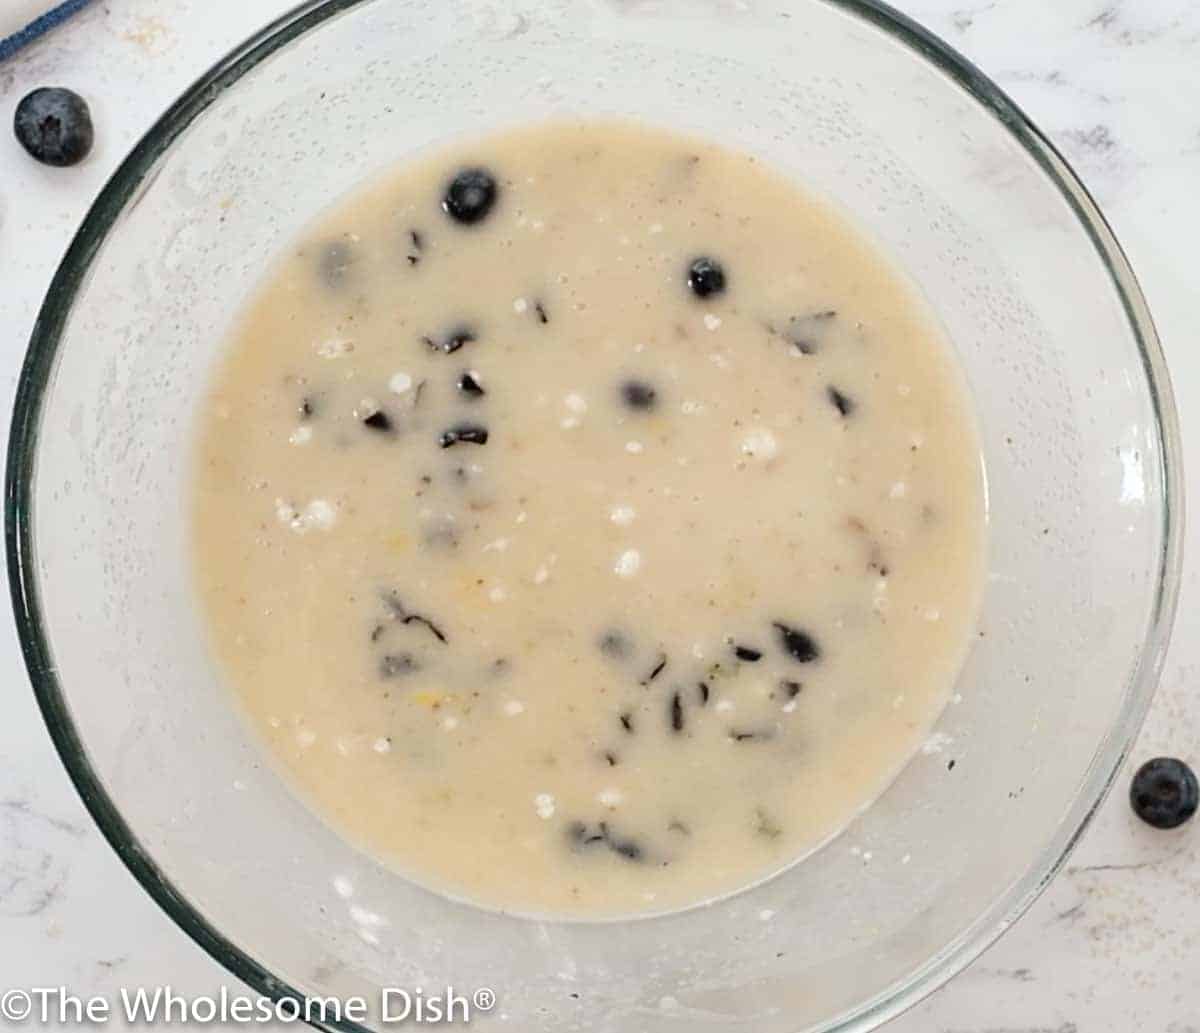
top-left (362, 410), bottom-right (393, 433)
top-left (608, 834), bottom-right (644, 862)
top-left (686, 256), bottom-right (727, 299)
top-left (565, 821), bottom-right (643, 862)
top-left (620, 380), bottom-right (657, 411)
top-left (457, 372), bottom-right (485, 398)
top-left (566, 821), bottom-right (607, 847)
top-left (14, 87), bottom-right (94, 167)
top-left (440, 423), bottom-right (489, 448)
top-left (670, 692), bottom-right (684, 733)
top-left (424, 326), bottom-right (477, 355)
top-left (827, 386), bottom-right (856, 417)
top-left (1130, 757), bottom-right (1198, 829)
top-left (774, 622), bottom-right (820, 664)
top-left (443, 167), bottom-right (498, 225)
top-left (641, 653), bottom-right (668, 685)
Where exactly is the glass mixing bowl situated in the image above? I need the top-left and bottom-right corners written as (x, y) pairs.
top-left (6, 1), bottom-right (1182, 1030)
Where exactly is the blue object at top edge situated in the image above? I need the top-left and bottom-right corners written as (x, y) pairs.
top-left (0, 0), bottom-right (95, 65)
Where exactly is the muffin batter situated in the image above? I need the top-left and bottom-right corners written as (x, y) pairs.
top-left (193, 121), bottom-right (986, 917)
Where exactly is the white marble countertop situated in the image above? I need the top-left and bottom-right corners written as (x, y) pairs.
top-left (1, 1), bottom-right (1197, 1030)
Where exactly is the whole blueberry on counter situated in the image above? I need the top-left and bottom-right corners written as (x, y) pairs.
top-left (1130, 757), bottom-right (1198, 830)
top-left (14, 87), bottom-right (94, 167)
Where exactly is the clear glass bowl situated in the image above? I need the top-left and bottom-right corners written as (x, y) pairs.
top-left (6, 1), bottom-right (1182, 1030)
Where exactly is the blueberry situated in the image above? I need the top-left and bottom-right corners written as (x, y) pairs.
top-left (380, 592), bottom-right (448, 643)
top-left (686, 256), bottom-right (727, 299)
top-left (670, 692), bottom-right (684, 733)
top-left (608, 834), bottom-right (644, 862)
top-left (566, 821), bottom-right (607, 848)
top-left (440, 423), bottom-right (489, 448)
top-left (1130, 757), bottom-right (1198, 829)
top-left (298, 397), bottom-right (317, 420)
top-left (827, 386), bottom-right (855, 417)
top-left (362, 409), bottom-right (393, 433)
top-left (780, 680), bottom-right (803, 699)
top-left (457, 371), bottom-right (485, 398)
top-left (774, 622), bottom-right (820, 664)
top-left (14, 87), bottom-right (93, 167)
top-left (620, 380), bottom-right (657, 411)
top-left (402, 613), bottom-right (447, 643)
top-left (445, 328), bottom-right (477, 352)
top-left (734, 644), bottom-right (763, 662)
top-left (423, 326), bottom-right (477, 355)
top-left (640, 653), bottom-right (668, 685)
top-left (380, 653), bottom-right (420, 678)
top-left (598, 630), bottom-right (632, 659)
top-left (567, 820), bottom-right (644, 861)
top-left (442, 167), bottom-right (498, 225)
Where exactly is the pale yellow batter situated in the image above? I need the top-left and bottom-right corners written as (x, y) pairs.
top-left (193, 121), bottom-right (986, 917)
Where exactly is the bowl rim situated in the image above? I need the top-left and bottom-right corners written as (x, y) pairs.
top-left (5, 1), bottom-right (1183, 1030)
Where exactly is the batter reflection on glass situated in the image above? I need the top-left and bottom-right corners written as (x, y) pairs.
top-left (192, 120), bottom-right (986, 917)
